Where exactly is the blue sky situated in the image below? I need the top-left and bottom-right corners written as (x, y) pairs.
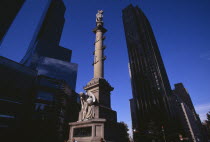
top-left (0, 0), bottom-right (210, 133)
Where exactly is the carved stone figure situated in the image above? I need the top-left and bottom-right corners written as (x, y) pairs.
top-left (79, 91), bottom-right (96, 121)
top-left (96, 10), bottom-right (103, 23)
top-left (79, 92), bottom-right (88, 120)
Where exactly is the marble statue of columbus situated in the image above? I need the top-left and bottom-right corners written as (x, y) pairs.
top-left (96, 10), bottom-right (103, 23)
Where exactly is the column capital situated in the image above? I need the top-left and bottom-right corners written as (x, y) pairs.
top-left (84, 78), bottom-right (114, 92)
top-left (92, 25), bottom-right (107, 34)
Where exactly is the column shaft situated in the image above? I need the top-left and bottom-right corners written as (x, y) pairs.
top-left (94, 30), bottom-right (104, 78)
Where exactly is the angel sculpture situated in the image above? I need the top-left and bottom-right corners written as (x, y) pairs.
top-left (79, 91), bottom-right (96, 121)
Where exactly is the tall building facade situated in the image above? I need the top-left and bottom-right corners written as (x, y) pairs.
top-left (123, 5), bottom-right (176, 141)
top-left (20, 0), bottom-right (78, 90)
top-left (172, 83), bottom-right (205, 142)
top-left (19, 1), bottom-right (79, 141)
top-left (0, 0), bottom-right (25, 43)
top-left (0, 56), bottom-right (79, 142)
top-left (0, 0), bottom-right (52, 61)
top-left (0, 56), bottom-right (37, 142)
top-left (31, 76), bottom-right (79, 142)
top-left (174, 83), bottom-right (197, 114)
top-left (0, 0), bottom-right (79, 142)
top-left (21, 0), bottom-right (71, 67)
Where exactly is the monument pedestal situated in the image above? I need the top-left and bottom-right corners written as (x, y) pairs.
top-left (68, 118), bottom-right (119, 142)
top-left (68, 119), bottom-right (106, 142)
top-left (68, 78), bottom-right (118, 142)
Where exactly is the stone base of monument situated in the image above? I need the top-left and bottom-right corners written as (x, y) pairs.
top-left (68, 119), bottom-right (106, 142)
top-left (68, 118), bottom-right (118, 142)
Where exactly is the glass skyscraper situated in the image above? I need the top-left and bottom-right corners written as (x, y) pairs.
top-left (36, 57), bottom-right (78, 90)
top-left (19, 1), bottom-right (79, 141)
top-left (0, 0), bottom-right (78, 142)
top-left (6, 0), bottom-right (78, 141)
top-left (0, 0), bottom-right (52, 61)
top-left (0, 56), bottom-right (79, 142)
top-left (20, 0), bottom-right (78, 90)
top-left (21, 0), bottom-right (70, 66)
top-left (21, 0), bottom-right (69, 62)
top-left (31, 76), bottom-right (79, 142)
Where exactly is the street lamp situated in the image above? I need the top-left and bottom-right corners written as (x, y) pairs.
top-left (133, 129), bottom-right (141, 142)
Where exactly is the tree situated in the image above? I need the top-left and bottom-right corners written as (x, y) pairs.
top-left (206, 112), bottom-right (210, 138)
top-left (203, 111), bottom-right (210, 140)
top-left (117, 121), bottom-right (130, 142)
top-left (207, 111), bottom-right (210, 124)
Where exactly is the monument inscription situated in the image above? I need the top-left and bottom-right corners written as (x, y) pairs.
top-left (73, 127), bottom-right (92, 137)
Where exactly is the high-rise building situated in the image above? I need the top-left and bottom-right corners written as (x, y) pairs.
top-left (0, 1), bottom-right (78, 141)
top-left (0, 0), bottom-right (25, 43)
top-left (0, 0), bottom-right (52, 61)
top-left (35, 57), bottom-right (78, 90)
top-left (31, 76), bottom-right (79, 142)
top-left (20, 0), bottom-right (78, 90)
top-left (0, 56), bottom-right (79, 142)
top-left (172, 83), bottom-right (205, 142)
top-left (21, 0), bottom-right (71, 67)
top-left (0, 56), bottom-right (37, 142)
top-left (123, 5), bottom-right (175, 141)
top-left (174, 83), bottom-right (196, 113)
top-left (19, 1), bottom-right (79, 141)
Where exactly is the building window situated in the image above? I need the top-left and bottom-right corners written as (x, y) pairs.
top-left (35, 103), bottom-right (47, 111)
top-left (37, 91), bottom-right (54, 101)
top-left (0, 114), bottom-right (15, 119)
top-left (0, 125), bottom-right (9, 128)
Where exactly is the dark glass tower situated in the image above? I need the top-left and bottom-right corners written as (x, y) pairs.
top-left (123, 5), bottom-right (175, 141)
top-left (0, 0), bottom-right (25, 43)
top-left (0, 56), bottom-right (79, 142)
top-left (1, 1), bottom-right (78, 141)
top-left (0, 56), bottom-right (37, 142)
top-left (31, 76), bottom-right (79, 142)
top-left (21, 0), bottom-right (71, 67)
top-left (20, 0), bottom-right (77, 90)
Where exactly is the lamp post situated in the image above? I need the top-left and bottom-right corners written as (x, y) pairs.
top-left (133, 129), bottom-right (141, 142)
